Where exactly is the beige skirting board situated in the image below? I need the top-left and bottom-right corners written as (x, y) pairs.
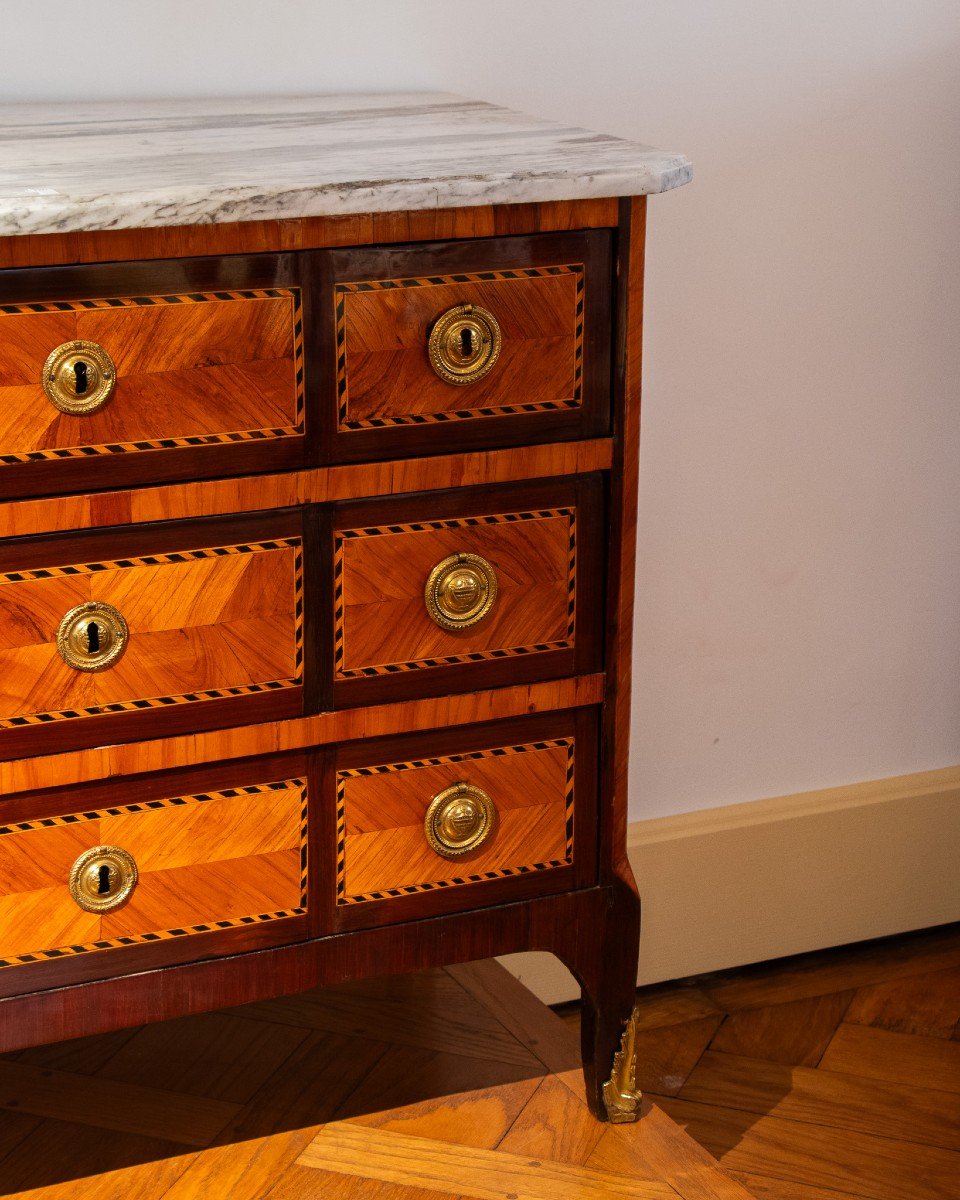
top-left (502, 764), bottom-right (960, 1003)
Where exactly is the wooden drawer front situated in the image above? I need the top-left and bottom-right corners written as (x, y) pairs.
top-left (337, 729), bottom-right (576, 909)
top-left (338, 267), bottom-right (579, 425)
top-left (0, 777), bottom-right (307, 971)
top-left (333, 478), bottom-right (601, 703)
top-left (0, 289), bottom-right (301, 456)
top-left (0, 253), bottom-right (305, 497)
top-left (320, 231), bottom-right (611, 460)
top-left (0, 512), bottom-right (305, 757)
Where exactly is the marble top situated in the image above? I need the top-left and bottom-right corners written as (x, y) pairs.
top-left (0, 92), bottom-right (691, 238)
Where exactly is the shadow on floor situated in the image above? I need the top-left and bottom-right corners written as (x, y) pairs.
top-left (0, 965), bottom-right (572, 1195)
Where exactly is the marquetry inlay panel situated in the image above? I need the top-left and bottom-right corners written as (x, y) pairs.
top-left (0, 538), bottom-right (303, 729)
top-left (337, 737), bottom-right (575, 904)
top-left (334, 509), bottom-right (576, 678)
top-left (0, 289), bottom-right (303, 466)
top-left (335, 265), bottom-right (583, 428)
top-left (0, 778), bottom-right (307, 969)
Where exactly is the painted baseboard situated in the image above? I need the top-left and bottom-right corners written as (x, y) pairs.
top-left (500, 764), bottom-right (960, 1005)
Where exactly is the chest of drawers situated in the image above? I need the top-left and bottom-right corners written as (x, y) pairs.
top-left (0, 94), bottom-right (690, 1123)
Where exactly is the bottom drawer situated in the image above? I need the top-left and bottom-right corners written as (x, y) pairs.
top-left (333, 709), bottom-right (597, 927)
top-left (0, 757), bottom-right (309, 981)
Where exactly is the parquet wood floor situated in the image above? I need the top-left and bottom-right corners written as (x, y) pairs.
top-left (0, 958), bottom-right (749, 1199)
top-left (561, 922), bottom-right (960, 1200)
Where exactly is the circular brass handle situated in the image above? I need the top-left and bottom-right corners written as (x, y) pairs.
top-left (42, 339), bottom-right (116, 415)
top-left (424, 552), bottom-right (498, 631)
top-left (427, 304), bottom-right (501, 386)
top-left (69, 845), bottom-right (138, 913)
top-left (56, 601), bottom-right (128, 672)
top-left (424, 783), bottom-right (497, 858)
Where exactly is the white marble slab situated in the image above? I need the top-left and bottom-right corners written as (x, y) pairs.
top-left (0, 92), bottom-right (691, 237)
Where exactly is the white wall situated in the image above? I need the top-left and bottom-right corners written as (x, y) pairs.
top-left (6, 1), bottom-right (959, 820)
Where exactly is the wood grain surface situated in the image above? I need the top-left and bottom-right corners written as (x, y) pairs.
top-left (336, 507), bottom-right (574, 676)
top-left (0, 822), bottom-right (100, 962)
top-left (338, 266), bottom-right (581, 425)
top-left (0, 674), bottom-right (604, 795)
top-left (314, 230), bottom-right (612, 464)
top-left (562, 922), bottom-right (960, 1200)
top-left (0, 779), bottom-right (306, 968)
top-left (0, 438), bottom-right (612, 539)
top-left (0, 191), bottom-right (646, 1118)
top-left (0, 291), bottom-right (300, 462)
top-left (603, 196), bottom-right (647, 884)
top-left (0, 533), bottom-right (301, 729)
top-left (328, 710), bottom-right (598, 933)
top-left (338, 736), bottom-right (573, 903)
top-left (569, 195), bottom-right (648, 1119)
top-left (0, 887), bottom-right (611, 1048)
top-left (0, 958), bottom-right (749, 1200)
top-left (0, 198), bottom-right (619, 269)
top-left (331, 475), bottom-right (602, 707)
top-left (0, 251), bottom-right (310, 498)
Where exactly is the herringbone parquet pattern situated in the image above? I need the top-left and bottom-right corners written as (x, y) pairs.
top-left (0, 924), bottom-right (957, 1199)
top-left (0, 959), bottom-right (747, 1200)
top-left (562, 922), bottom-right (960, 1200)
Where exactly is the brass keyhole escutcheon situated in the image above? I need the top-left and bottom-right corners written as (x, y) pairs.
top-left (42, 340), bottom-right (116, 415)
top-left (424, 552), bottom-right (498, 631)
top-left (427, 303), bottom-right (502, 386)
top-left (424, 783), bottom-right (496, 858)
top-left (56, 601), bottom-right (128, 672)
top-left (69, 845), bottom-right (138, 913)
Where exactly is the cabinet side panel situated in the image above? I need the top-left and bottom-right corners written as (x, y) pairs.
top-left (602, 197), bottom-right (646, 882)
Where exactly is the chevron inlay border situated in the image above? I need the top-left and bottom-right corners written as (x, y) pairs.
top-left (0, 538), bottom-right (303, 729)
top-left (335, 264), bottom-right (584, 429)
top-left (0, 778), bottom-right (308, 970)
top-left (0, 288), bottom-right (304, 466)
top-left (336, 738), bottom-right (575, 904)
top-left (333, 508), bottom-right (576, 678)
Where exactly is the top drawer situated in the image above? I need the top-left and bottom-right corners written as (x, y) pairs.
top-left (316, 231), bottom-right (612, 462)
top-left (0, 255), bottom-right (305, 499)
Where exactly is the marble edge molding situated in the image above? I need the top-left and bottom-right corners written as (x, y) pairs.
top-left (0, 92), bottom-right (692, 237)
top-left (0, 164), bottom-right (694, 238)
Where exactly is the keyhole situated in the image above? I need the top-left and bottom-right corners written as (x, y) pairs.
top-left (97, 864), bottom-right (113, 895)
top-left (86, 621), bottom-right (101, 654)
top-left (73, 360), bottom-right (89, 396)
top-left (459, 328), bottom-right (474, 359)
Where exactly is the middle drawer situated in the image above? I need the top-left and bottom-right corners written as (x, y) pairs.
top-left (331, 475), bottom-right (603, 706)
top-left (0, 509), bottom-right (309, 760)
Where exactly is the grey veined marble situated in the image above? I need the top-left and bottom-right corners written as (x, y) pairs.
top-left (0, 92), bottom-right (692, 237)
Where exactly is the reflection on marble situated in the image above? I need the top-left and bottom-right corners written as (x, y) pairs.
top-left (0, 92), bottom-right (692, 237)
